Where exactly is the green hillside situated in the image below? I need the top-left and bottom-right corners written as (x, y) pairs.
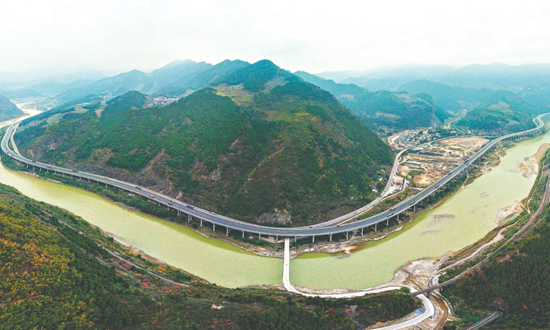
top-left (0, 183), bottom-right (418, 329)
top-left (0, 95), bottom-right (24, 121)
top-left (456, 100), bottom-right (535, 133)
top-left (16, 60), bottom-right (393, 226)
top-left (295, 71), bottom-right (448, 131)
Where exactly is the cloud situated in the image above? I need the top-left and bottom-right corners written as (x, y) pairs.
top-left (1, 0), bottom-right (550, 74)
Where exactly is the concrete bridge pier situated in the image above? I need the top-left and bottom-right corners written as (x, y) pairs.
top-left (361, 228), bottom-right (364, 236)
top-left (345, 232), bottom-right (349, 239)
top-left (329, 233), bottom-right (333, 241)
top-left (200, 219), bottom-right (203, 227)
top-left (226, 228), bottom-right (230, 236)
top-left (312, 235), bottom-right (315, 243)
top-left (212, 224), bottom-right (216, 231)
top-left (386, 218), bottom-right (389, 226)
top-left (373, 223), bottom-right (377, 232)
top-left (242, 231), bottom-right (245, 238)
top-left (187, 214), bottom-right (191, 222)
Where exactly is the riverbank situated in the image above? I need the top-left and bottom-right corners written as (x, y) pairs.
top-left (0, 137), bottom-right (514, 262)
top-left (3, 124), bottom-right (549, 291)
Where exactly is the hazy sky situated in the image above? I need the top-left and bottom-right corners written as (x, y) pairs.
top-left (2, 0), bottom-right (550, 74)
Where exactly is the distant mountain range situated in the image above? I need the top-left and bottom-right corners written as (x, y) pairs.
top-left (397, 80), bottom-right (542, 115)
top-left (17, 60), bottom-right (393, 226)
top-left (320, 63), bottom-right (550, 111)
top-left (5, 60), bottom-right (550, 134)
top-left (53, 59), bottom-right (250, 104)
top-left (294, 71), bottom-right (449, 130)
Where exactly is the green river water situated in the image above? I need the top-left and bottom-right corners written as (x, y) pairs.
top-left (1, 116), bottom-right (549, 289)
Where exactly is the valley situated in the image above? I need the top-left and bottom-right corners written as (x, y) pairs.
top-left (4, 59), bottom-right (550, 330)
top-left (5, 2), bottom-right (550, 329)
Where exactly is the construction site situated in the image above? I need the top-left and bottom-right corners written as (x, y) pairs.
top-left (397, 136), bottom-right (489, 188)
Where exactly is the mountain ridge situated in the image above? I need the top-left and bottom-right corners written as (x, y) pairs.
top-left (16, 60), bottom-right (393, 226)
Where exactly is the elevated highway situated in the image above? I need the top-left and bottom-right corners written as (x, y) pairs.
top-left (2, 113), bottom-right (549, 241)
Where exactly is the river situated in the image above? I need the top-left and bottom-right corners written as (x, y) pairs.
top-left (1, 113), bottom-right (548, 289)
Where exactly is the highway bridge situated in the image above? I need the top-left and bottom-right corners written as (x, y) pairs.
top-left (2, 113), bottom-right (549, 242)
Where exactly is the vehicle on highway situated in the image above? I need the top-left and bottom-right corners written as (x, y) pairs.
top-left (149, 194), bottom-right (154, 198)
top-left (389, 212), bottom-right (394, 216)
top-left (135, 186), bottom-right (141, 190)
top-left (186, 205), bottom-right (194, 209)
top-left (72, 169), bottom-right (78, 172)
top-left (168, 201), bottom-right (173, 206)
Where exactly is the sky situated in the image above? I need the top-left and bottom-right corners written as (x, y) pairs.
top-left (2, 0), bottom-right (550, 75)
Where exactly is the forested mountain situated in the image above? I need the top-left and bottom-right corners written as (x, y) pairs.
top-left (456, 107), bottom-right (533, 133)
top-left (452, 88), bottom-right (543, 133)
top-left (443, 214), bottom-right (550, 329)
top-left (0, 95), bottom-right (24, 121)
top-left (16, 60), bottom-right (393, 226)
top-left (295, 71), bottom-right (449, 130)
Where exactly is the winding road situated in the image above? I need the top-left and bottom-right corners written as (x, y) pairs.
top-left (1, 113), bottom-right (549, 241)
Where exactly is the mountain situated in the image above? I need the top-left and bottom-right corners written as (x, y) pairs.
top-left (456, 107), bottom-right (533, 133)
top-left (54, 60), bottom-right (251, 103)
top-left (455, 90), bottom-right (542, 133)
top-left (398, 79), bottom-right (542, 114)
top-left (295, 71), bottom-right (448, 130)
top-left (154, 59), bottom-right (250, 97)
top-left (16, 60), bottom-right (393, 226)
top-left (0, 95), bottom-right (24, 121)
top-left (149, 59), bottom-right (211, 86)
top-left (100, 90), bottom-right (149, 120)
top-left (327, 63), bottom-right (550, 91)
top-left (55, 69), bottom-right (152, 103)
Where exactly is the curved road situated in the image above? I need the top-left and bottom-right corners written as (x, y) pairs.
top-left (2, 113), bottom-right (549, 240)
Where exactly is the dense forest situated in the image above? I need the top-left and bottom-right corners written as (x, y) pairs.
top-left (16, 60), bottom-right (393, 226)
top-left (456, 107), bottom-right (534, 133)
top-left (443, 213), bottom-right (550, 329)
top-left (0, 183), bottom-right (419, 329)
